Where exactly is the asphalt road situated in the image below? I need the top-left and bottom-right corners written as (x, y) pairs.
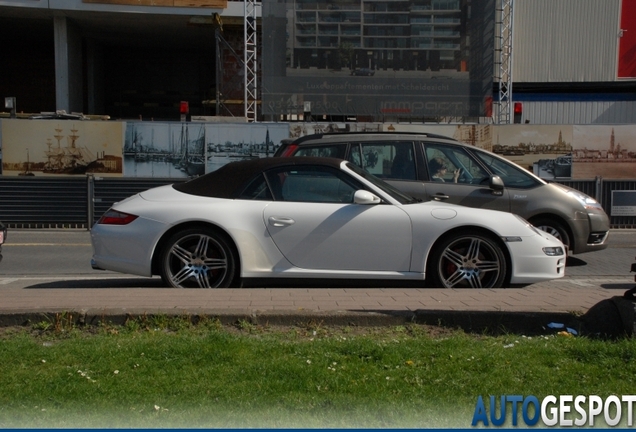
top-left (2, 228), bottom-right (635, 282)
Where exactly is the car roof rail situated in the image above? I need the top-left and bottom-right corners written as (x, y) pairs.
top-left (294, 131), bottom-right (458, 143)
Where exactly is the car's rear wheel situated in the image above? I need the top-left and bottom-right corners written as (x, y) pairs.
top-left (428, 232), bottom-right (507, 288)
top-left (160, 228), bottom-right (237, 288)
top-left (531, 218), bottom-right (571, 251)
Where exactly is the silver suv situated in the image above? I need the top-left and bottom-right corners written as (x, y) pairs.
top-left (278, 132), bottom-right (609, 254)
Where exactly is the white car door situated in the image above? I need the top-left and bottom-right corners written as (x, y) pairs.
top-left (261, 165), bottom-right (412, 272)
top-left (264, 201), bottom-right (412, 271)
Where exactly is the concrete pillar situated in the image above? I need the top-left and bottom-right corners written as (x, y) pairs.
top-left (86, 39), bottom-right (105, 115)
top-left (54, 15), bottom-right (84, 113)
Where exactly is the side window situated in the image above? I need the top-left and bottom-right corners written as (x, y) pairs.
top-left (238, 174), bottom-right (273, 200)
top-left (354, 141), bottom-right (416, 180)
top-left (424, 144), bottom-right (490, 184)
top-left (473, 151), bottom-right (539, 189)
top-left (293, 145), bottom-right (347, 159)
top-left (265, 166), bottom-right (358, 203)
top-left (348, 144), bottom-right (362, 167)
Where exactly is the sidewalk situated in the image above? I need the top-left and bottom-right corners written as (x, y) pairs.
top-left (0, 274), bottom-right (633, 334)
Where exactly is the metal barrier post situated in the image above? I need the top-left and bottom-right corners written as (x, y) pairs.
top-left (87, 174), bottom-right (94, 229)
top-left (595, 176), bottom-right (602, 203)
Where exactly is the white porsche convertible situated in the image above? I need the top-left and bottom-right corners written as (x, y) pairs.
top-left (91, 157), bottom-right (566, 288)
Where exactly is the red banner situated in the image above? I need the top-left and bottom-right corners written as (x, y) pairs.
top-left (618, 0), bottom-right (636, 78)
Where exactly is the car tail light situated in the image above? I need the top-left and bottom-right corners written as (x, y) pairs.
top-left (97, 210), bottom-right (138, 225)
top-left (279, 143), bottom-right (298, 157)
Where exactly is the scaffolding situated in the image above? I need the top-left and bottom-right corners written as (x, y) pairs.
top-left (244, 0), bottom-right (258, 122)
top-left (495, 0), bottom-right (514, 124)
top-left (215, 27), bottom-right (244, 117)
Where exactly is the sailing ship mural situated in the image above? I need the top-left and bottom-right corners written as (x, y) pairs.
top-left (123, 122), bottom-right (205, 178)
top-left (1, 120), bottom-right (124, 176)
top-left (123, 121), bottom-right (290, 178)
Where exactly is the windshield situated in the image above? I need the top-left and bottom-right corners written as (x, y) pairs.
top-left (345, 162), bottom-right (418, 204)
top-left (473, 150), bottom-right (543, 189)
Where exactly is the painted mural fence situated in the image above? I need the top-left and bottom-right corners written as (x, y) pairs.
top-left (0, 119), bottom-right (635, 227)
top-left (2, 120), bottom-right (636, 182)
top-left (0, 119), bottom-right (290, 178)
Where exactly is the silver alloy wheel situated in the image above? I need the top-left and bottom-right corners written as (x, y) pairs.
top-left (163, 232), bottom-right (229, 288)
top-left (437, 235), bottom-right (504, 288)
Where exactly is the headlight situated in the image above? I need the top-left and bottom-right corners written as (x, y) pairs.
top-left (567, 190), bottom-right (603, 211)
top-left (543, 246), bottom-right (564, 256)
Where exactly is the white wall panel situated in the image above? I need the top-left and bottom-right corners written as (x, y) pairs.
top-left (513, 0), bottom-right (621, 82)
top-left (520, 101), bottom-right (636, 124)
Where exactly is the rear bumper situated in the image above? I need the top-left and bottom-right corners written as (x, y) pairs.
top-left (0, 225), bottom-right (5, 263)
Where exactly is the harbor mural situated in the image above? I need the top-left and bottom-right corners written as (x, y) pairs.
top-left (124, 122), bottom-right (203, 178)
top-left (1, 119), bottom-right (124, 176)
top-left (289, 122), bottom-right (384, 139)
top-left (379, 123), bottom-right (495, 152)
top-left (2, 119), bottom-right (636, 180)
top-left (205, 122), bottom-right (286, 173)
top-left (491, 125), bottom-right (574, 180)
top-left (572, 125), bottom-right (636, 179)
top-left (123, 121), bottom-right (290, 177)
top-left (373, 123), bottom-right (573, 179)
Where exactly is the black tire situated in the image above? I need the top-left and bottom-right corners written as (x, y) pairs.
top-left (531, 218), bottom-right (571, 251)
top-left (427, 232), bottom-right (507, 288)
top-left (160, 227), bottom-right (238, 288)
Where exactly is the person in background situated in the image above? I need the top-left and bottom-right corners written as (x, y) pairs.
top-left (430, 157), bottom-right (461, 183)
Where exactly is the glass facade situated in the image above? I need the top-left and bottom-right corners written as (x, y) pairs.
top-left (262, 0), bottom-right (494, 119)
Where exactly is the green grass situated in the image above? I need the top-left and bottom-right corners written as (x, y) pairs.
top-left (1, 316), bottom-right (635, 428)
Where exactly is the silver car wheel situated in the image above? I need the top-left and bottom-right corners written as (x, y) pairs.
top-left (432, 234), bottom-right (506, 288)
top-left (537, 225), bottom-right (562, 240)
top-left (161, 229), bottom-right (235, 288)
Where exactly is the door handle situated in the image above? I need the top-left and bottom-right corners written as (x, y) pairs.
top-left (431, 193), bottom-right (450, 201)
top-left (268, 216), bottom-right (295, 227)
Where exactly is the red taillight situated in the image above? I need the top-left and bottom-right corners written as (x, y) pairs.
top-left (179, 101), bottom-right (189, 114)
top-left (97, 210), bottom-right (138, 225)
top-left (280, 144), bottom-right (298, 157)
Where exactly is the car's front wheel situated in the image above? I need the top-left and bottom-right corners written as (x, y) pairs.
top-left (160, 227), bottom-right (238, 288)
top-left (427, 231), bottom-right (507, 288)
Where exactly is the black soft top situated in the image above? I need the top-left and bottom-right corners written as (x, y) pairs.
top-left (172, 156), bottom-right (346, 198)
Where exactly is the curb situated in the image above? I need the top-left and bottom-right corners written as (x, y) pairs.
top-left (0, 308), bottom-right (580, 335)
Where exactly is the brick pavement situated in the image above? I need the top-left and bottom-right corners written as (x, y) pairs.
top-left (0, 230), bottom-right (634, 333)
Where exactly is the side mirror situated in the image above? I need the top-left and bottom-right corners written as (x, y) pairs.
top-left (353, 190), bottom-right (381, 205)
top-left (489, 175), bottom-right (504, 195)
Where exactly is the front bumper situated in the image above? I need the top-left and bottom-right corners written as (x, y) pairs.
top-left (569, 211), bottom-right (610, 254)
top-left (506, 236), bottom-right (566, 284)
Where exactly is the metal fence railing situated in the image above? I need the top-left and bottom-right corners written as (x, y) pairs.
top-left (0, 176), bottom-right (633, 229)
